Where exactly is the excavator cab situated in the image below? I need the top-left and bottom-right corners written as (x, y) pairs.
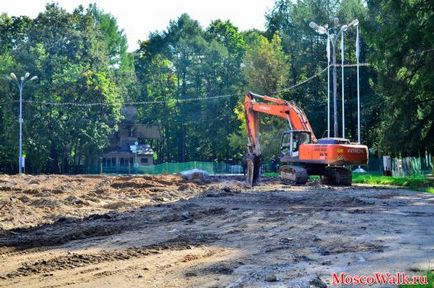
top-left (280, 130), bottom-right (312, 158)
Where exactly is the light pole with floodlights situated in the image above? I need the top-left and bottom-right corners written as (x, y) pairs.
top-left (341, 25), bottom-right (347, 138)
top-left (9, 72), bottom-right (38, 175)
top-left (355, 21), bottom-right (361, 144)
top-left (310, 18), bottom-right (358, 138)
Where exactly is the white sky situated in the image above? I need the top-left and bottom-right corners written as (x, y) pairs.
top-left (1, 0), bottom-right (275, 51)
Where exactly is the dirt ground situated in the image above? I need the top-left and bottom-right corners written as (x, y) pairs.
top-left (0, 174), bottom-right (433, 287)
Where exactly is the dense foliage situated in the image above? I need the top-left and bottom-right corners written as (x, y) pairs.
top-left (0, 4), bottom-right (129, 173)
top-left (365, 0), bottom-right (434, 155)
top-left (0, 1), bottom-right (432, 173)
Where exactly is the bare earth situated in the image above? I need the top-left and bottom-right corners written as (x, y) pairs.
top-left (0, 174), bottom-right (433, 287)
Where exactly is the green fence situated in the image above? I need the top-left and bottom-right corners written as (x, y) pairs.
top-left (391, 156), bottom-right (433, 176)
top-left (364, 155), bottom-right (433, 176)
top-left (84, 155), bottom-right (433, 176)
top-left (84, 161), bottom-right (245, 175)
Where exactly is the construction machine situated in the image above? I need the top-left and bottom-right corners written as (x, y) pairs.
top-left (244, 92), bottom-right (368, 186)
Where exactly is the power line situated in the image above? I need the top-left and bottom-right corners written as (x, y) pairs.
top-left (273, 65), bottom-right (329, 94)
top-left (22, 100), bottom-right (163, 106)
top-left (272, 63), bottom-right (370, 94)
top-left (335, 63), bottom-right (370, 67)
top-left (19, 93), bottom-right (240, 107)
top-left (175, 94), bottom-right (239, 102)
top-left (7, 63), bottom-right (371, 107)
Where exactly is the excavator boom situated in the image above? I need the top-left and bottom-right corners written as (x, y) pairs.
top-left (245, 92), bottom-right (317, 155)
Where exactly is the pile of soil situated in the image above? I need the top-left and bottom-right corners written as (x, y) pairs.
top-left (0, 174), bottom-right (214, 230)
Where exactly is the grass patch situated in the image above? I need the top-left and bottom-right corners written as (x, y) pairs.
top-left (400, 271), bottom-right (433, 288)
top-left (262, 172), bottom-right (319, 180)
top-left (263, 171), bottom-right (434, 193)
top-left (352, 173), bottom-right (434, 193)
top-left (263, 172), bottom-right (279, 177)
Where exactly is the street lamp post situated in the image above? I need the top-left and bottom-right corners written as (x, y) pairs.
top-left (355, 23), bottom-right (361, 144)
top-left (326, 35), bottom-right (331, 137)
top-left (341, 20), bottom-right (360, 139)
top-left (341, 25), bottom-right (347, 138)
top-left (352, 20), bottom-right (366, 174)
top-left (310, 18), bottom-right (358, 138)
top-left (331, 32), bottom-right (338, 137)
top-left (9, 72), bottom-right (38, 175)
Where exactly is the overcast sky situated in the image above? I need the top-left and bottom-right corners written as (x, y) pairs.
top-left (1, 0), bottom-right (275, 51)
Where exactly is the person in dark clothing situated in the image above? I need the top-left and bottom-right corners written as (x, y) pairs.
top-left (270, 155), bottom-right (278, 172)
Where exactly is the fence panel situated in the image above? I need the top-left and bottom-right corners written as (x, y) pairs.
top-left (84, 155), bottom-right (432, 176)
top-left (367, 155), bottom-right (432, 176)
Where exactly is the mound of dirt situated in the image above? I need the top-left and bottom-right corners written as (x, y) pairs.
top-left (0, 174), bottom-right (209, 230)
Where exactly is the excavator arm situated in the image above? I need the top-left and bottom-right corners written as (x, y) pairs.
top-left (244, 91), bottom-right (317, 185)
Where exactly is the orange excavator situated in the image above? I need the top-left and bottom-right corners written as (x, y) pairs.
top-left (244, 91), bottom-right (368, 186)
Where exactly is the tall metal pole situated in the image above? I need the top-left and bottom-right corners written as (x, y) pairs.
top-left (18, 81), bottom-right (23, 175)
top-left (10, 72), bottom-right (37, 175)
top-left (341, 31), bottom-right (345, 138)
top-left (332, 36), bottom-right (338, 137)
top-left (327, 35), bottom-right (330, 137)
top-left (310, 19), bottom-right (355, 139)
top-left (356, 25), bottom-right (361, 144)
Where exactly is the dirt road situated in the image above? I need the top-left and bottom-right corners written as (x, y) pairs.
top-left (1, 174), bottom-right (433, 287)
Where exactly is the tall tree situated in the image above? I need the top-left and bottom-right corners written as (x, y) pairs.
top-left (0, 4), bottom-right (126, 173)
top-left (229, 32), bottom-right (290, 160)
top-left (366, 0), bottom-right (434, 155)
top-left (244, 33), bottom-right (289, 94)
top-left (265, 0), bottom-right (377, 144)
top-left (135, 14), bottom-right (247, 162)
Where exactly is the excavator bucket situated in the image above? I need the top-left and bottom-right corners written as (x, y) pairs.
top-left (246, 154), bottom-right (261, 187)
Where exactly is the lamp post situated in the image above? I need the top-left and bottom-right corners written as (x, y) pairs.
top-left (9, 72), bottom-right (38, 175)
top-left (352, 20), bottom-right (366, 174)
top-left (326, 34), bottom-right (331, 137)
top-left (341, 25), bottom-right (347, 138)
top-left (310, 18), bottom-right (358, 138)
top-left (354, 20), bottom-right (360, 144)
top-left (340, 19), bottom-right (359, 138)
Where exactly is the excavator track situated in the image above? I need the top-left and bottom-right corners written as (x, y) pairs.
top-left (320, 167), bottom-right (352, 186)
top-left (279, 165), bottom-right (308, 185)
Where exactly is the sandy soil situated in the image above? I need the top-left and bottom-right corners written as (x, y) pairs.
top-left (0, 174), bottom-right (433, 287)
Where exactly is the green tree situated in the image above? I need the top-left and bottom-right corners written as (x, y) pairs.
top-left (265, 0), bottom-right (337, 139)
top-left (244, 33), bottom-right (289, 94)
top-left (135, 14), bottom-right (247, 163)
top-left (366, 0), bottom-right (434, 155)
top-left (231, 33), bottom-right (290, 160)
top-left (0, 4), bottom-right (126, 173)
top-left (265, 0), bottom-right (377, 144)
top-left (89, 4), bottom-right (136, 101)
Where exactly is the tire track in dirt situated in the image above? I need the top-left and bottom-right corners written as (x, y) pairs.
top-left (1, 233), bottom-right (219, 279)
top-left (0, 213), bottom-right (129, 250)
top-left (0, 246), bottom-right (52, 258)
top-left (0, 205), bottom-right (228, 251)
